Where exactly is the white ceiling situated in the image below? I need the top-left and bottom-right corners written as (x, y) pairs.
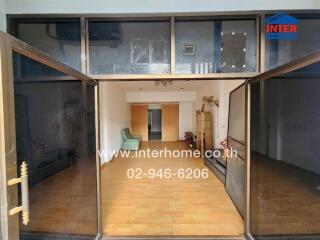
top-left (109, 80), bottom-right (212, 92)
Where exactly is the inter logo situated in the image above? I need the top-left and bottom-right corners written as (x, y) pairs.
top-left (266, 13), bottom-right (299, 40)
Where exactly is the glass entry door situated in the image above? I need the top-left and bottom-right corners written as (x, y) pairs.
top-left (0, 32), bottom-right (99, 240)
top-left (14, 53), bottom-right (98, 239)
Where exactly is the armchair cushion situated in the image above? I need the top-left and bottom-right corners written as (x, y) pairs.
top-left (121, 128), bottom-right (141, 150)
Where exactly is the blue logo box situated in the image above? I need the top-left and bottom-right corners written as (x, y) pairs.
top-left (266, 13), bottom-right (299, 40)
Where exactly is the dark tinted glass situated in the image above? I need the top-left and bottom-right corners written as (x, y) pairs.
top-left (266, 16), bottom-right (320, 70)
top-left (250, 63), bottom-right (320, 239)
top-left (88, 20), bottom-right (171, 74)
top-left (175, 19), bottom-right (256, 73)
top-left (13, 52), bottom-right (97, 239)
top-left (11, 20), bottom-right (82, 71)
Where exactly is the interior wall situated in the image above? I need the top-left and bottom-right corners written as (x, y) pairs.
top-left (126, 91), bottom-right (196, 102)
top-left (195, 79), bottom-right (245, 148)
top-left (179, 102), bottom-right (193, 140)
top-left (99, 82), bottom-right (130, 163)
top-left (5, 0), bottom-right (320, 14)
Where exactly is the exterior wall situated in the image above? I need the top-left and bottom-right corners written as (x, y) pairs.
top-left (4, 0), bottom-right (320, 14)
top-left (0, 0), bottom-right (5, 31)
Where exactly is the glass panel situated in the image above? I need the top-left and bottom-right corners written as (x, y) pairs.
top-left (226, 84), bottom-right (245, 217)
top-left (13, 52), bottom-right (97, 239)
top-left (175, 19), bottom-right (256, 74)
top-left (88, 20), bottom-right (170, 74)
top-left (266, 16), bottom-right (320, 70)
top-left (11, 20), bottom-right (82, 71)
top-left (250, 64), bottom-right (320, 239)
top-left (13, 52), bottom-right (66, 78)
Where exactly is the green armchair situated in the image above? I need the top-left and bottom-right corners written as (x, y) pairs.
top-left (121, 128), bottom-right (141, 150)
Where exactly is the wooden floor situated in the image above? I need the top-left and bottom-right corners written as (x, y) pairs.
top-left (18, 141), bottom-right (320, 237)
top-left (250, 152), bottom-right (320, 236)
top-left (101, 141), bottom-right (244, 236)
top-left (20, 157), bottom-right (97, 236)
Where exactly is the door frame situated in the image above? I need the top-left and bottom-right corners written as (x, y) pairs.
top-left (0, 32), bottom-right (101, 240)
top-left (2, 30), bottom-right (320, 240)
top-left (148, 107), bottom-right (162, 141)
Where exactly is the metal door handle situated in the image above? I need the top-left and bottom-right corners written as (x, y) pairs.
top-left (7, 161), bottom-right (30, 225)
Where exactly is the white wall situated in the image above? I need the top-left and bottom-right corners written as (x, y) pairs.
top-left (179, 102), bottom-right (193, 140)
top-left (195, 80), bottom-right (245, 148)
top-left (127, 91), bottom-right (196, 102)
top-left (99, 82), bottom-right (130, 163)
top-left (4, 0), bottom-right (320, 14)
top-left (0, 0), bottom-right (5, 31)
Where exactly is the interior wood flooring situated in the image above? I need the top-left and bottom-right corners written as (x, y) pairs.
top-left (20, 157), bottom-right (97, 236)
top-left (101, 141), bottom-right (244, 236)
top-left (250, 152), bottom-right (320, 236)
top-left (18, 142), bottom-right (320, 237)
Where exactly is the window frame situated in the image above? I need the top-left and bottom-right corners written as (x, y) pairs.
top-left (8, 14), bottom-right (260, 79)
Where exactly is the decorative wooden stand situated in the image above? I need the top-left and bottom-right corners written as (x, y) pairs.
top-left (196, 111), bottom-right (213, 154)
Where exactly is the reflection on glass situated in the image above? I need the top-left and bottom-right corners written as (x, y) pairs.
top-left (13, 52), bottom-right (66, 78)
top-left (175, 19), bottom-right (256, 74)
top-left (89, 20), bottom-right (170, 74)
top-left (250, 64), bottom-right (320, 239)
top-left (11, 20), bottom-right (82, 71)
top-left (13, 53), bottom-right (97, 239)
top-left (266, 17), bottom-right (320, 70)
top-left (226, 84), bottom-right (245, 217)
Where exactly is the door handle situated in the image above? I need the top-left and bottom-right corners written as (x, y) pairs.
top-left (7, 161), bottom-right (30, 225)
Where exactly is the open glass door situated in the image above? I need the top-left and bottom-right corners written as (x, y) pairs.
top-left (0, 32), bottom-right (100, 240)
top-left (247, 51), bottom-right (320, 239)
